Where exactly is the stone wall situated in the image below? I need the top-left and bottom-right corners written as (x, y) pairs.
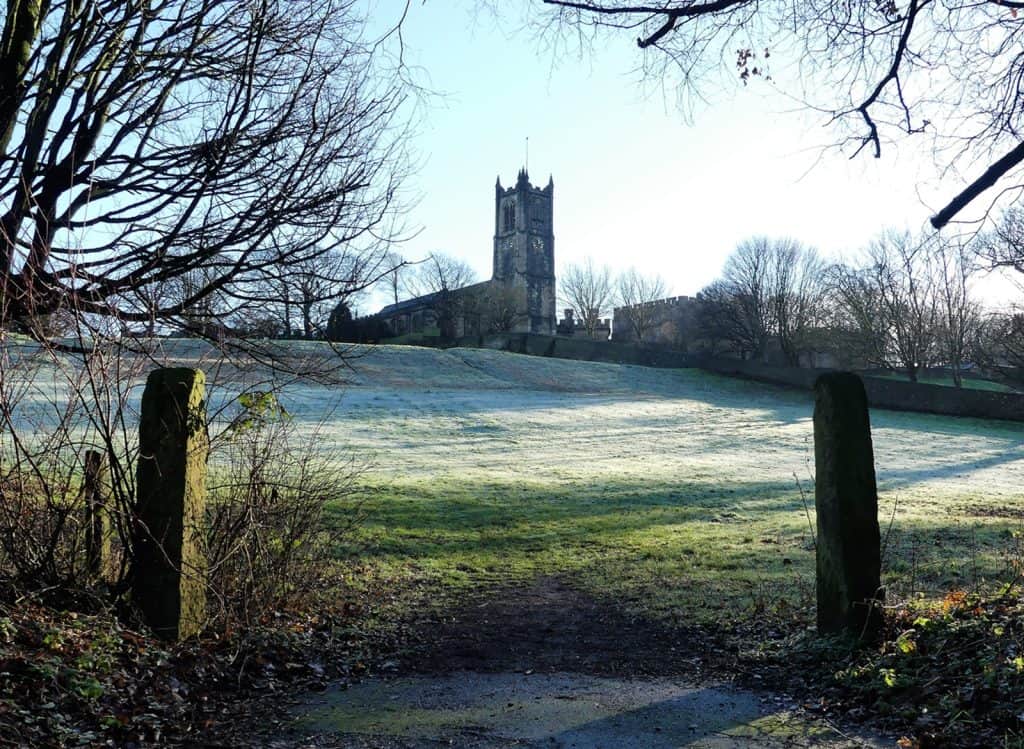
top-left (612, 295), bottom-right (701, 347)
top-left (441, 334), bottom-right (1024, 423)
top-left (694, 356), bottom-right (1024, 423)
top-left (555, 309), bottom-right (611, 340)
top-left (465, 333), bottom-right (696, 368)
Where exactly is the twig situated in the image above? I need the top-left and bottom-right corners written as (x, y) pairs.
top-left (793, 472), bottom-right (816, 547)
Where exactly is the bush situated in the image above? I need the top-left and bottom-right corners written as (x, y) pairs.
top-left (205, 391), bottom-right (364, 629)
top-left (324, 301), bottom-right (392, 342)
top-left (0, 341), bottom-right (138, 591)
top-left (0, 336), bottom-right (364, 634)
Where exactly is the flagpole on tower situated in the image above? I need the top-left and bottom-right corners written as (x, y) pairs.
top-left (525, 136), bottom-right (529, 172)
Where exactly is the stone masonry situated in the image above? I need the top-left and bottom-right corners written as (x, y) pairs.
top-left (377, 168), bottom-right (556, 337)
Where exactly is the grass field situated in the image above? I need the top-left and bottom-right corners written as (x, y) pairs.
top-left (10, 341), bottom-right (1024, 626)
top-left (250, 345), bottom-right (1024, 627)
top-left (870, 370), bottom-right (1019, 393)
top-left (8, 341), bottom-right (1024, 745)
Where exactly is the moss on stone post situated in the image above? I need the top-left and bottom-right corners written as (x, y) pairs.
top-left (133, 368), bottom-right (208, 641)
top-left (83, 449), bottom-right (112, 582)
top-left (814, 372), bottom-right (883, 639)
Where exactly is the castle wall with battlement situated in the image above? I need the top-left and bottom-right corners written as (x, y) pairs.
top-left (555, 308), bottom-right (611, 340)
top-left (614, 295), bottom-right (696, 311)
top-left (612, 294), bottom-right (702, 347)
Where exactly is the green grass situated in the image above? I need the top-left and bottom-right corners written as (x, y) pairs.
top-left (334, 475), bottom-right (817, 624)
top-left (336, 477), bottom-right (1024, 629)
top-left (868, 371), bottom-right (1018, 393)
top-left (306, 349), bottom-right (1024, 627)
top-left (381, 330), bottom-right (442, 345)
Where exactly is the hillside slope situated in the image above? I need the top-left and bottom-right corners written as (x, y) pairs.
top-left (267, 344), bottom-right (1024, 506)
top-left (339, 344), bottom-right (747, 394)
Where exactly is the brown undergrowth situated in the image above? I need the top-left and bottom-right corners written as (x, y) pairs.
top-left (0, 578), bottom-right (401, 748)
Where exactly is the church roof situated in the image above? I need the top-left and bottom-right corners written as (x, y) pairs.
top-left (377, 280), bottom-right (493, 317)
top-left (377, 291), bottom-right (442, 317)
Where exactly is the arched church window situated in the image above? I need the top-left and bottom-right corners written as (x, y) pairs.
top-left (503, 201), bottom-right (515, 232)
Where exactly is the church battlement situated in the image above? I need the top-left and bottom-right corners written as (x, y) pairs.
top-left (492, 168), bottom-right (556, 335)
top-left (375, 167), bottom-right (556, 338)
top-left (556, 307), bottom-right (611, 340)
top-left (496, 169), bottom-right (553, 197)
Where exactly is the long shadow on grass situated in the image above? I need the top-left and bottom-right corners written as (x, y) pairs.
top-left (871, 408), bottom-right (1024, 440)
top-left (331, 477), bottom-right (810, 563)
top-left (876, 443), bottom-right (1024, 490)
top-left (868, 409), bottom-right (1024, 489)
top-left (277, 370), bottom-right (816, 426)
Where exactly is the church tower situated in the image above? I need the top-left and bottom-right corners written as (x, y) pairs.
top-left (492, 168), bottom-right (555, 334)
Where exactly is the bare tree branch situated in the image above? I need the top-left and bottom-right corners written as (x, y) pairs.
top-left (527, 0), bottom-right (1024, 221)
top-left (0, 0), bottom-right (415, 350)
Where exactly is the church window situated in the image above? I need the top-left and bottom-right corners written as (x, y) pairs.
top-left (503, 201), bottom-right (515, 232)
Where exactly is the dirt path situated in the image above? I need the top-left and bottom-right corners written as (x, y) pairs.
top-left (263, 578), bottom-right (891, 748)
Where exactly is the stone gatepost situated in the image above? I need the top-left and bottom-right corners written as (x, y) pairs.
top-left (132, 368), bottom-right (208, 640)
top-left (813, 372), bottom-right (883, 639)
top-left (83, 449), bottom-right (112, 581)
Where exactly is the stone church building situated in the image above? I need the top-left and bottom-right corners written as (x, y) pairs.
top-left (377, 168), bottom-right (556, 337)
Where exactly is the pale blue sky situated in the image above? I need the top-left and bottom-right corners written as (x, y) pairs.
top-left (362, 1), bottom-right (1008, 312)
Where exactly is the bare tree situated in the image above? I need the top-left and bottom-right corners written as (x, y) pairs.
top-left (383, 251), bottom-right (407, 307)
top-left (833, 232), bottom-right (940, 381)
top-left (827, 263), bottom-right (891, 369)
top-left (0, 0), bottom-right (412, 344)
top-left (769, 241), bottom-right (827, 366)
top-left (525, 1), bottom-right (1024, 226)
top-left (979, 207), bottom-right (1024, 280)
top-left (404, 253), bottom-right (478, 298)
top-left (695, 237), bottom-right (825, 364)
top-left (615, 268), bottom-right (668, 342)
top-left (559, 259), bottom-right (614, 337)
top-left (291, 253), bottom-right (353, 339)
top-left (172, 267), bottom-right (229, 340)
top-left (973, 309), bottom-right (1024, 385)
top-left (477, 284), bottom-right (526, 333)
top-left (403, 253), bottom-right (478, 338)
top-left (932, 240), bottom-right (980, 387)
top-left (695, 280), bottom-right (750, 356)
top-left (268, 245), bottom-right (383, 340)
top-left (714, 238), bottom-right (775, 361)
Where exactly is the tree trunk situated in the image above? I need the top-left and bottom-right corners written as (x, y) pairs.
top-left (282, 301), bottom-right (293, 338)
top-left (781, 339), bottom-right (800, 367)
top-left (0, 0), bottom-right (43, 153)
top-left (951, 363), bottom-right (963, 388)
top-left (302, 301), bottom-right (313, 339)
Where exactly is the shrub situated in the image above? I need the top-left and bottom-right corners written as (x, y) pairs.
top-left (204, 391), bottom-right (364, 629)
top-left (0, 336), bottom-right (364, 634)
top-left (0, 340), bottom-right (138, 591)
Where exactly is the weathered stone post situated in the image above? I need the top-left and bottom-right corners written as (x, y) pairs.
top-left (83, 449), bottom-right (112, 581)
top-left (813, 372), bottom-right (883, 639)
top-left (132, 368), bottom-right (208, 641)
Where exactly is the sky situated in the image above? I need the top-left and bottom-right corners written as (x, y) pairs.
top-left (360, 1), bottom-right (1016, 312)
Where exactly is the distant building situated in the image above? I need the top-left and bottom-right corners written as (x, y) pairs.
top-left (377, 168), bottom-right (556, 337)
top-left (556, 308), bottom-right (611, 341)
top-left (611, 293), bottom-right (869, 368)
top-left (612, 295), bottom-right (702, 348)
